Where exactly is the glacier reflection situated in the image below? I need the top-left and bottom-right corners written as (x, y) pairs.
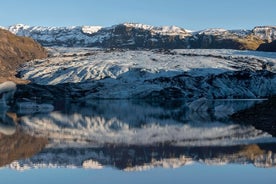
top-left (1, 99), bottom-right (276, 170)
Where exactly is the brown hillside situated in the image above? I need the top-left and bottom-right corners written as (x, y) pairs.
top-left (0, 28), bottom-right (47, 80)
top-left (234, 35), bottom-right (265, 50)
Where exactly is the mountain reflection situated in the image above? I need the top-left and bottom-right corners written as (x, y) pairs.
top-left (1, 99), bottom-right (276, 170)
top-left (0, 124), bottom-right (47, 168)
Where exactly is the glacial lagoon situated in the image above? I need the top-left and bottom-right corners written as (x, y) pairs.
top-left (0, 99), bottom-right (275, 184)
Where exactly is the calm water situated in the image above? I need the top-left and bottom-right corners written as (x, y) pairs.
top-left (0, 99), bottom-right (275, 184)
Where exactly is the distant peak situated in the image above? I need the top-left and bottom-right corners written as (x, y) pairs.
top-left (121, 22), bottom-right (191, 36)
top-left (81, 26), bottom-right (102, 34)
top-left (123, 22), bottom-right (154, 29)
top-left (253, 25), bottom-right (276, 29)
top-left (10, 24), bottom-right (30, 29)
top-left (198, 28), bottom-right (228, 35)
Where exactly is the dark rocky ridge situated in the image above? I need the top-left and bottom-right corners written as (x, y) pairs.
top-left (257, 40), bottom-right (276, 52)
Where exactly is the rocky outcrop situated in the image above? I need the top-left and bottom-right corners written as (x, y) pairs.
top-left (257, 40), bottom-right (276, 52)
top-left (0, 28), bottom-right (47, 79)
top-left (8, 23), bottom-right (276, 50)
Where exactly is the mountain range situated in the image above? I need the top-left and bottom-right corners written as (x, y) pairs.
top-left (7, 23), bottom-right (276, 51)
top-left (1, 23), bottom-right (276, 171)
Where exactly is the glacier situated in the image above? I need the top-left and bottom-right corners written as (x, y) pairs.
top-left (16, 48), bottom-right (276, 100)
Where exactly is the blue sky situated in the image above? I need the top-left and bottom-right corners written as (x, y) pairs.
top-left (0, 0), bottom-right (275, 30)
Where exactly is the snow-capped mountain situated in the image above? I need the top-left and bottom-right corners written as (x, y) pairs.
top-left (8, 23), bottom-right (192, 48)
top-left (16, 48), bottom-right (276, 100)
top-left (7, 23), bottom-right (276, 50)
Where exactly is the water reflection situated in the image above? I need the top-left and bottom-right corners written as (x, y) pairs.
top-left (1, 99), bottom-right (276, 171)
top-left (0, 131), bottom-right (47, 168)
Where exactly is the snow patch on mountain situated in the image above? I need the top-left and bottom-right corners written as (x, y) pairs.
top-left (123, 23), bottom-right (191, 37)
top-left (81, 26), bottom-right (102, 34)
top-left (197, 28), bottom-right (228, 35)
top-left (253, 26), bottom-right (276, 42)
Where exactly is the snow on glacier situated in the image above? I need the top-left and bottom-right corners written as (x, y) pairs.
top-left (19, 48), bottom-right (276, 85)
top-left (17, 48), bottom-right (276, 99)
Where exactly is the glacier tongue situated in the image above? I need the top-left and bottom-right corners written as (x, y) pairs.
top-left (17, 48), bottom-right (276, 100)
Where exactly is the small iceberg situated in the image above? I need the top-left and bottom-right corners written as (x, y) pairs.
top-left (0, 121), bottom-right (16, 135)
top-left (0, 81), bottom-right (16, 108)
top-left (0, 110), bottom-right (16, 135)
top-left (17, 101), bottom-right (54, 114)
top-left (188, 98), bottom-right (211, 112)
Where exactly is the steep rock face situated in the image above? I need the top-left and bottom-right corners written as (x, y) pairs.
top-left (0, 28), bottom-right (47, 78)
top-left (257, 40), bottom-right (276, 52)
top-left (8, 24), bottom-right (276, 50)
